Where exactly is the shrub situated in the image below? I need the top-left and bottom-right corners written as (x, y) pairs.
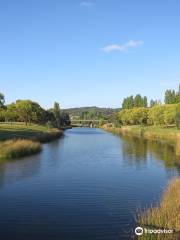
top-left (131, 107), bottom-right (149, 125)
top-left (163, 104), bottom-right (176, 126)
top-left (148, 105), bottom-right (165, 126)
top-left (119, 108), bottom-right (149, 125)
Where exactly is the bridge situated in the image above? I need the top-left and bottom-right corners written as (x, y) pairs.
top-left (71, 119), bottom-right (106, 127)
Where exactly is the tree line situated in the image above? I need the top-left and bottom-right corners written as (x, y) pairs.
top-left (111, 86), bottom-right (180, 128)
top-left (118, 104), bottom-right (180, 127)
top-left (0, 92), bottom-right (70, 128)
top-left (122, 85), bottom-right (180, 110)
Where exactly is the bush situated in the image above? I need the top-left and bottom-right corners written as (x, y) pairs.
top-left (148, 105), bottom-right (165, 126)
top-left (131, 107), bottom-right (149, 125)
top-left (119, 108), bottom-right (149, 125)
top-left (164, 104), bottom-right (176, 126)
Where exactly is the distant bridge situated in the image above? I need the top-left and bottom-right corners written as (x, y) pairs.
top-left (71, 119), bottom-right (107, 127)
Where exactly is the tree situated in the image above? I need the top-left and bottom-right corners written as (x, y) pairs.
top-left (53, 102), bottom-right (61, 128)
top-left (165, 89), bottom-right (176, 104)
top-left (164, 104), bottom-right (176, 126)
top-left (0, 92), bottom-right (5, 108)
top-left (122, 96), bottom-right (134, 109)
top-left (15, 100), bottom-right (45, 125)
top-left (131, 107), bottom-right (149, 125)
top-left (61, 112), bottom-right (71, 126)
top-left (175, 104), bottom-right (180, 129)
top-left (143, 96), bottom-right (148, 107)
top-left (134, 94), bottom-right (143, 107)
top-left (123, 94), bottom-right (148, 108)
top-left (15, 100), bottom-right (34, 125)
top-left (175, 85), bottom-right (180, 103)
top-left (148, 105), bottom-right (165, 126)
top-left (119, 109), bottom-right (131, 125)
top-left (4, 103), bottom-right (18, 122)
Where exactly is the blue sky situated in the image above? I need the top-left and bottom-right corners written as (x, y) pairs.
top-left (0, 0), bottom-right (180, 109)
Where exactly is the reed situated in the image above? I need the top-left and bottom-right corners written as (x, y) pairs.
top-left (35, 129), bottom-right (63, 143)
top-left (137, 178), bottom-right (180, 240)
top-left (0, 139), bottom-right (42, 159)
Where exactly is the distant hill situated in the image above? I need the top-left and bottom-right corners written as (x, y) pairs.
top-left (62, 106), bottom-right (120, 120)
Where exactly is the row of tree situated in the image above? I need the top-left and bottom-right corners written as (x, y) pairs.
top-left (0, 93), bottom-right (70, 128)
top-left (122, 94), bottom-right (148, 109)
top-left (118, 104), bottom-right (180, 128)
top-left (122, 86), bottom-right (180, 109)
top-left (164, 86), bottom-right (180, 104)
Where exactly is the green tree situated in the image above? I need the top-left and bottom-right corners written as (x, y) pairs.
top-left (61, 112), bottom-right (71, 126)
top-left (4, 103), bottom-right (18, 122)
top-left (134, 94), bottom-right (143, 107)
top-left (131, 107), bottom-right (149, 125)
top-left (175, 104), bottom-right (180, 129)
top-left (143, 96), bottom-right (148, 107)
top-left (15, 100), bottom-right (45, 125)
top-left (164, 104), bottom-right (176, 126)
top-left (122, 96), bottom-right (134, 109)
top-left (148, 105), bottom-right (165, 126)
top-left (175, 85), bottom-right (180, 103)
top-left (0, 92), bottom-right (5, 108)
top-left (165, 89), bottom-right (176, 104)
top-left (53, 102), bottom-right (61, 128)
top-left (15, 100), bottom-right (34, 125)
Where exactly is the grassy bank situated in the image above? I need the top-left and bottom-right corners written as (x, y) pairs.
top-left (102, 125), bottom-right (180, 155)
top-left (137, 178), bottom-right (180, 240)
top-left (0, 123), bottom-right (63, 143)
top-left (0, 139), bottom-right (42, 159)
top-left (0, 123), bottom-right (63, 159)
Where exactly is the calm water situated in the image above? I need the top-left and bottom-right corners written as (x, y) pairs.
top-left (0, 128), bottom-right (179, 240)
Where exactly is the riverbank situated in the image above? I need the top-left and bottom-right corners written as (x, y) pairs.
top-left (102, 125), bottom-right (180, 155)
top-left (0, 123), bottom-right (63, 142)
top-left (0, 123), bottom-right (63, 159)
top-left (138, 178), bottom-right (180, 239)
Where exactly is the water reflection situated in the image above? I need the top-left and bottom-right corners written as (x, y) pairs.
top-left (0, 128), bottom-right (179, 240)
top-left (0, 153), bottom-right (42, 188)
top-left (121, 135), bottom-right (180, 174)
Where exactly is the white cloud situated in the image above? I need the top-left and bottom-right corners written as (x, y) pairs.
top-left (80, 1), bottom-right (94, 7)
top-left (102, 40), bottom-right (144, 53)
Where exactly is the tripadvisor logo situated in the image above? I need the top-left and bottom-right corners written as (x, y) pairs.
top-left (135, 226), bottom-right (174, 236)
top-left (135, 227), bottom-right (143, 236)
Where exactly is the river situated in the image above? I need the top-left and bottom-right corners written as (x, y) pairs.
top-left (0, 127), bottom-right (179, 240)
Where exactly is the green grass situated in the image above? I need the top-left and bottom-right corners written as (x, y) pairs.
top-left (0, 123), bottom-right (63, 142)
top-left (0, 139), bottom-right (42, 159)
top-left (0, 123), bottom-right (63, 159)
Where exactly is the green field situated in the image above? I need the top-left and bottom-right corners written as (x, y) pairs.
top-left (0, 123), bottom-right (59, 140)
top-left (0, 123), bottom-right (63, 159)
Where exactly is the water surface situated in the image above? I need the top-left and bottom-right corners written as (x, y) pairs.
top-left (0, 128), bottom-right (179, 240)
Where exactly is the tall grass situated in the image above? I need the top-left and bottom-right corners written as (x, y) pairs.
top-left (35, 129), bottom-right (63, 143)
top-left (0, 139), bottom-right (42, 159)
top-left (137, 178), bottom-right (180, 240)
